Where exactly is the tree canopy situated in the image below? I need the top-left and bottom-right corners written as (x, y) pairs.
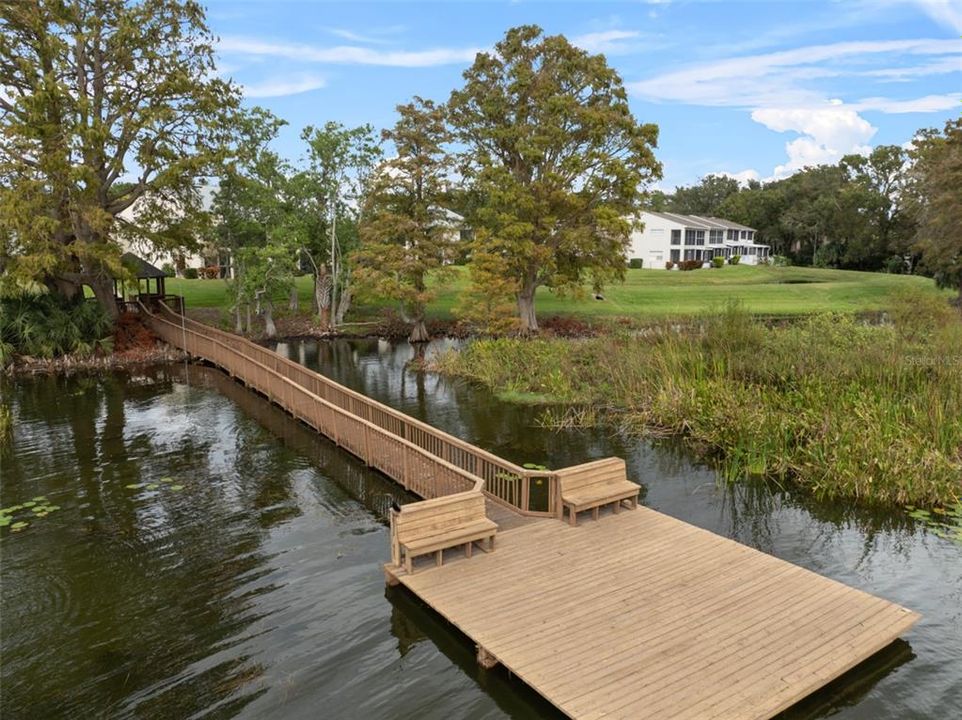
top-left (448, 25), bottom-right (661, 332)
top-left (0, 0), bottom-right (239, 315)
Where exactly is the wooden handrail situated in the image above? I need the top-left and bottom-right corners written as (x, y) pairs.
top-left (150, 300), bottom-right (560, 517)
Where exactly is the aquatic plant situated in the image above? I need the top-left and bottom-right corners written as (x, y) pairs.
top-left (1, 496), bottom-right (61, 532)
top-left (434, 294), bottom-right (962, 506)
top-left (906, 503), bottom-right (962, 544)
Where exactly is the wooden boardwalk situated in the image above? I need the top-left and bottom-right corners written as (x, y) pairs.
top-left (396, 508), bottom-right (919, 720)
top-left (143, 298), bottom-right (919, 720)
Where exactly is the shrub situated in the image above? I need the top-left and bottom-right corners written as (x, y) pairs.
top-left (885, 255), bottom-right (907, 274)
top-left (665, 261), bottom-right (675, 270)
top-left (712, 256), bottom-right (725, 268)
top-left (161, 262), bottom-right (175, 276)
top-left (679, 259), bottom-right (703, 271)
top-left (184, 267), bottom-right (199, 279)
top-left (728, 255), bottom-right (741, 265)
top-left (771, 255), bottom-right (790, 267)
top-left (628, 258), bottom-right (643, 269)
top-left (201, 266), bottom-right (220, 279)
top-left (0, 293), bottom-right (112, 361)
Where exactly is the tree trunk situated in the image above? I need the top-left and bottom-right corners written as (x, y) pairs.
top-left (234, 304), bottom-right (243, 333)
top-left (288, 285), bottom-right (299, 312)
top-left (335, 281), bottom-right (352, 325)
top-left (409, 317), bottom-right (429, 343)
top-left (88, 273), bottom-right (119, 320)
top-left (262, 302), bottom-right (276, 339)
top-left (517, 285), bottom-right (538, 334)
top-left (315, 267), bottom-right (332, 329)
top-left (245, 303), bottom-right (252, 334)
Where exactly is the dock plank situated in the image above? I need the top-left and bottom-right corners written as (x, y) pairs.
top-left (398, 507), bottom-right (918, 720)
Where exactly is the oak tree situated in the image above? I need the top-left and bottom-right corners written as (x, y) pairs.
top-left (448, 25), bottom-right (661, 333)
top-left (0, 0), bottom-right (239, 317)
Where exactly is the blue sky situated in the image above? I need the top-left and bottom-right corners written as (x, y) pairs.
top-left (208, 0), bottom-right (962, 189)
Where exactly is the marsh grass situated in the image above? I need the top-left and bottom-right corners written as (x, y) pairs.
top-left (434, 296), bottom-right (962, 506)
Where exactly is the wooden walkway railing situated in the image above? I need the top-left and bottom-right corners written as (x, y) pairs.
top-left (141, 300), bottom-right (562, 517)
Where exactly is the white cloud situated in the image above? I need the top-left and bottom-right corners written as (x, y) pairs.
top-left (242, 73), bottom-right (327, 98)
top-left (909, 0), bottom-right (962, 32)
top-left (628, 38), bottom-right (960, 108)
top-left (571, 30), bottom-right (641, 54)
top-left (752, 106), bottom-right (877, 178)
top-left (852, 93), bottom-right (962, 112)
top-left (719, 169), bottom-right (761, 185)
top-left (324, 25), bottom-right (406, 45)
top-left (219, 36), bottom-right (480, 67)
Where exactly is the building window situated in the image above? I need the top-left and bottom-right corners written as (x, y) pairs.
top-left (671, 229), bottom-right (681, 245)
top-left (740, 230), bottom-right (748, 239)
top-left (747, 231), bottom-right (754, 241)
top-left (696, 230), bottom-right (705, 245)
top-left (709, 229), bottom-right (723, 243)
top-left (684, 229), bottom-right (696, 245)
top-left (670, 249), bottom-right (680, 262)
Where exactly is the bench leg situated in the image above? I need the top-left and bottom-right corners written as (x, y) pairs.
top-left (631, 495), bottom-right (638, 509)
top-left (465, 541), bottom-right (473, 559)
top-left (613, 499), bottom-right (621, 514)
top-left (435, 549), bottom-right (443, 567)
top-left (592, 506), bottom-right (599, 521)
top-left (568, 507), bottom-right (578, 527)
top-left (488, 534), bottom-right (495, 551)
top-left (405, 552), bottom-right (413, 575)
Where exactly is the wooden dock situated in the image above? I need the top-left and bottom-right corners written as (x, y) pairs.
top-left (392, 508), bottom-right (918, 720)
top-left (143, 298), bottom-right (920, 720)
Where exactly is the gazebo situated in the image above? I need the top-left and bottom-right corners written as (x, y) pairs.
top-left (115, 252), bottom-right (170, 308)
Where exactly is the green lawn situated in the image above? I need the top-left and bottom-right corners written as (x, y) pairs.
top-left (167, 265), bottom-right (952, 320)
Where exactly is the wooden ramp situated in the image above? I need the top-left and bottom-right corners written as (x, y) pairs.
top-left (394, 507), bottom-right (919, 720)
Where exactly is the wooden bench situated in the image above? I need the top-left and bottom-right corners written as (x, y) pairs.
top-left (391, 492), bottom-right (497, 574)
top-left (558, 458), bottom-right (640, 526)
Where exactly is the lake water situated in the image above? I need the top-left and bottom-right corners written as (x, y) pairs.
top-left (2, 338), bottom-right (959, 719)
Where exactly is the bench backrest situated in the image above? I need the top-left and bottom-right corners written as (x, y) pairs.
top-left (395, 492), bottom-right (487, 543)
top-left (557, 458), bottom-right (628, 495)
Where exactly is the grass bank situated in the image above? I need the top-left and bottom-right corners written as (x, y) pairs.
top-left (168, 265), bottom-right (951, 321)
top-left (433, 297), bottom-right (962, 507)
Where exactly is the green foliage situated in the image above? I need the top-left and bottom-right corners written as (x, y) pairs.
top-left (1, 496), bottom-right (61, 532)
top-left (448, 25), bottom-right (662, 332)
top-left (908, 118), bottom-right (962, 306)
top-left (0, 0), bottom-right (240, 314)
top-left (184, 268), bottom-right (199, 280)
top-left (354, 98), bottom-right (454, 342)
top-left (711, 257), bottom-right (725, 269)
top-left (728, 255), bottom-right (741, 265)
top-left (628, 258), bottom-right (644, 269)
top-left (667, 174), bottom-right (741, 215)
top-left (0, 293), bottom-right (112, 362)
top-left (437, 304), bottom-right (962, 506)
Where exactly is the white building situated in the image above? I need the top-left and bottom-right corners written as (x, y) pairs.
top-left (628, 212), bottom-right (770, 268)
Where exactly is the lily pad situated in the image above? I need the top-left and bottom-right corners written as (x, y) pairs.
top-left (125, 483), bottom-right (144, 490)
top-left (31, 496), bottom-right (47, 502)
top-left (22, 501), bottom-right (37, 508)
top-left (159, 477), bottom-right (174, 483)
top-left (0, 517), bottom-right (10, 527)
top-left (146, 483), bottom-right (159, 490)
top-left (169, 484), bottom-right (185, 491)
top-left (47, 505), bottom-right (61, 512)
top-left (11, 521), bottom-right (28, 531)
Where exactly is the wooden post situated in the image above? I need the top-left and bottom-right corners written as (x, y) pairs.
top-left (477, 646), bottom-right (498, 669)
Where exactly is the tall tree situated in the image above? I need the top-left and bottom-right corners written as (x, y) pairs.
top-left (667, 174), bottom-right (741, 216)
top-left (0, 0), bottom-right (239, 317)
top-left (353, 98), bottom-right (455, 342)
top-left (448, 25), bottom-right (661, 333)
top-left (300, 122), bottom-right (381, 329)
top-left (211, 108), bottom-right (289, 333)
top-left (908, 117), bottom-right (962, 309)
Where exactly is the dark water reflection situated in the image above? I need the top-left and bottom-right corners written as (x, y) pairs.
top-left (1, 338), bottom-right (959, 719)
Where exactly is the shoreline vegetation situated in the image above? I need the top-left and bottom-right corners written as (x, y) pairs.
top-left (432, 293), bottom-right (962, 508)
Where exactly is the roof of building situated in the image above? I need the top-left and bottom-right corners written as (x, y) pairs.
top-left (121, 252), bottom-right (168, 279)
top-left (642, 211), bottom-right (756, 233)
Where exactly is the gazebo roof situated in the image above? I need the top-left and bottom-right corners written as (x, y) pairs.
top-left (121, 252), bottom-right (168, 279)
